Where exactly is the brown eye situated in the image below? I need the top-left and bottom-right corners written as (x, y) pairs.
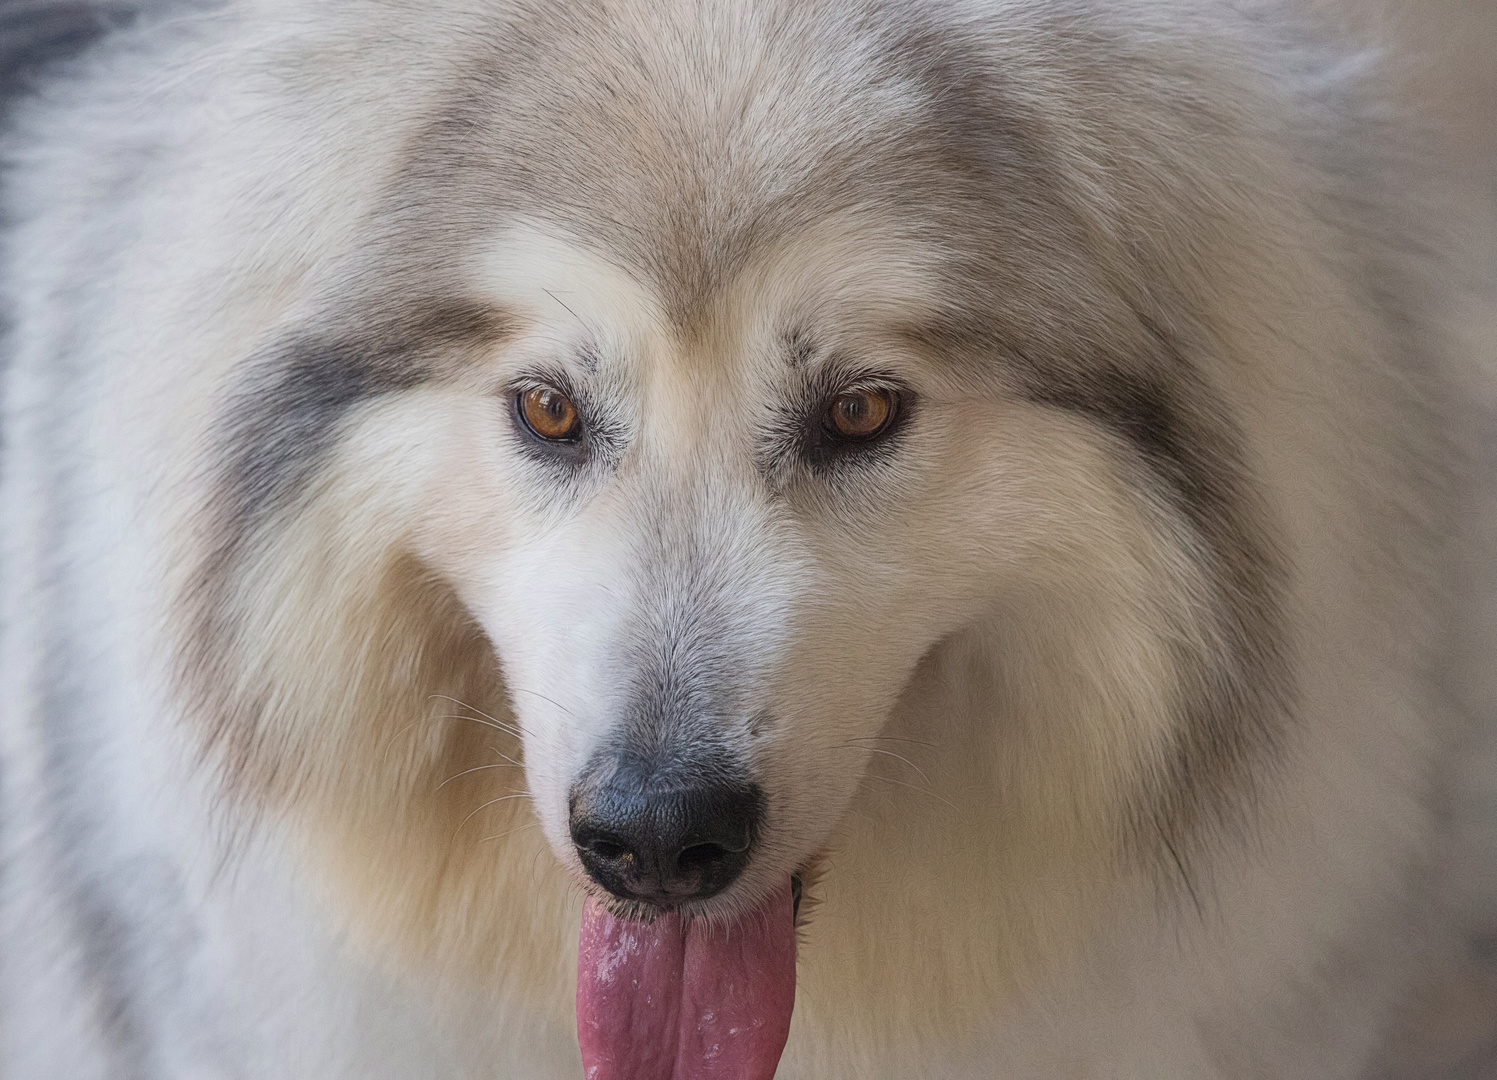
top-left (826, 386), bottom-right (897, 440)
top-left (518, 386), bottom-right (581, 441)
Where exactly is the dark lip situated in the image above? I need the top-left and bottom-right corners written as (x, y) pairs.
top-left (587, 871), bottom-right (806, 925)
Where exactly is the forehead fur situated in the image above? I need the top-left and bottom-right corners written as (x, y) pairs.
top-left (379, 0), bottom-right (1073, 336)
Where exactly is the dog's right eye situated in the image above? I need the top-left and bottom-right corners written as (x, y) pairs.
top-left (517, 386), bottom-right (582, 442)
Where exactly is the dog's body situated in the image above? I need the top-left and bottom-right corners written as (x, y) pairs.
top-left (2, 1), bottom-right (1493, 1076)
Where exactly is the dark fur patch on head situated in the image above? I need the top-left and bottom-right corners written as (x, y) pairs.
top-left (873, 4), bottom-right (1296, 885)
top-left (221, 299), bottom-right (511, 532)
top-left (387, 1), bottom-right (1054, 337)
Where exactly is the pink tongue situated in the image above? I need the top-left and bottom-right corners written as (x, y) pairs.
top-left (576, 881), bottom-right (796, 1080)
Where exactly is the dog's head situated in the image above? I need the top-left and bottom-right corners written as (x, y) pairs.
top-left (176, 0), bottom-right (1296, 1041)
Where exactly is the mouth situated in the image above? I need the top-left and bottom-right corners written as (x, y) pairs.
top-left (575, 872), bottom-right (805, 1080)
top-left (585, 869), bottom-right (805, 923)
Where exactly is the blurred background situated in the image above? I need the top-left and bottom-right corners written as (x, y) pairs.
top-left (1315, 4), bottom-right (1497, 1075)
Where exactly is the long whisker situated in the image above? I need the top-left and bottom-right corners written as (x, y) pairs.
top-left (380, 719), bottom-right (429, 762)
top-left (507, 686), bottom-right (577, 720)
top-left (842, 735), bottom-right (937, 749)
top-left (429, 694), bottom-right (531, 737)
top-left (834, 744), bottom-right (933, 786)
top-left (384, 713), bottom-right (519, 767)
top-left (435, 762), bottom-right (524, 791)
top-left (432, 713), bottom-right (522, 737)
top-left (382, 688), bottom-right (540, 773)
top-left (479, 822), bottom-right (541, 844)
top-left (486, 744), bottom-right (525, 767)
top-left (860, 773), bottom-right (958, 811)
top-left (452, 792), bottom-right (535, 840)
top-left (381, 711), bottom-right (525, 765)
top-left (543, 287), bottom-right (585, 328)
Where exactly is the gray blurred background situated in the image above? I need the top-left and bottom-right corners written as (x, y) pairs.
top-left (1359, 3), bottom-right (1497, 1077)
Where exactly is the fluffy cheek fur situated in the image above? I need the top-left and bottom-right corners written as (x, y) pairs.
top-left (184, 389), bottom-right (580, 1014)
top-left (783, 397), bottom-right (1219, 1040)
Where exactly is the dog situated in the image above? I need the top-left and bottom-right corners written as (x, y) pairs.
top-left (2, 0), bottom-right (1493, 1076)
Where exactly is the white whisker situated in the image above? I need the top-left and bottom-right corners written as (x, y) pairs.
top-left (508, 686), bottom-right (577, 720)
top-left (860, 773), bottom-right (958, 811)
top-left (452, 792), bottom-right (535, 840)
top-left (428, 694), bottom-right (530, 737)
top-left (435, 761), bottom-right (524, 791)
top-left (843, 734), bottom-right (937, 749)
top-left (834, 744), bottom-right (933, 786)
top-left (479, 822), bottom-right (541, 844)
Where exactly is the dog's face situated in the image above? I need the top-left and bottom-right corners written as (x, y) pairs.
top-left (421, 220), bottom-right (1042, 919)
top-left (177, 0), bottom-right (1290, 1025)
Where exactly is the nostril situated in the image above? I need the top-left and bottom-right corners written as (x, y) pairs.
top-left (676, 841), bottom-right (732, 874)
top-left (585, 838), bottom-right (631, 862)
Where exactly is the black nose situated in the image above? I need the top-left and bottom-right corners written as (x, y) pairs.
top-left (569, 759), bottom-right (762, 907)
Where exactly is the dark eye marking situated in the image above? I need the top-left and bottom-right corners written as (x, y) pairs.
top-left (507, 370), bottom-right (625, 471)
top-left (803, 373), bottom-right (909, 463)
top-left (758, 369), bottom-right (914, 481)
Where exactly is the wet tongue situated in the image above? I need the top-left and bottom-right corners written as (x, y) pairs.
top-left (577, 880), bottom-right (796, 1080)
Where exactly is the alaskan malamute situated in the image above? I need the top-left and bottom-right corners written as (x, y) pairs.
top-left (2, 1), bottom-right (1492, 1076)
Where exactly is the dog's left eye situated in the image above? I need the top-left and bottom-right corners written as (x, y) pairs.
top-left (517, 386), bottom-right (582, 442)
top-left (825, 387), bottom-right (898, 441)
